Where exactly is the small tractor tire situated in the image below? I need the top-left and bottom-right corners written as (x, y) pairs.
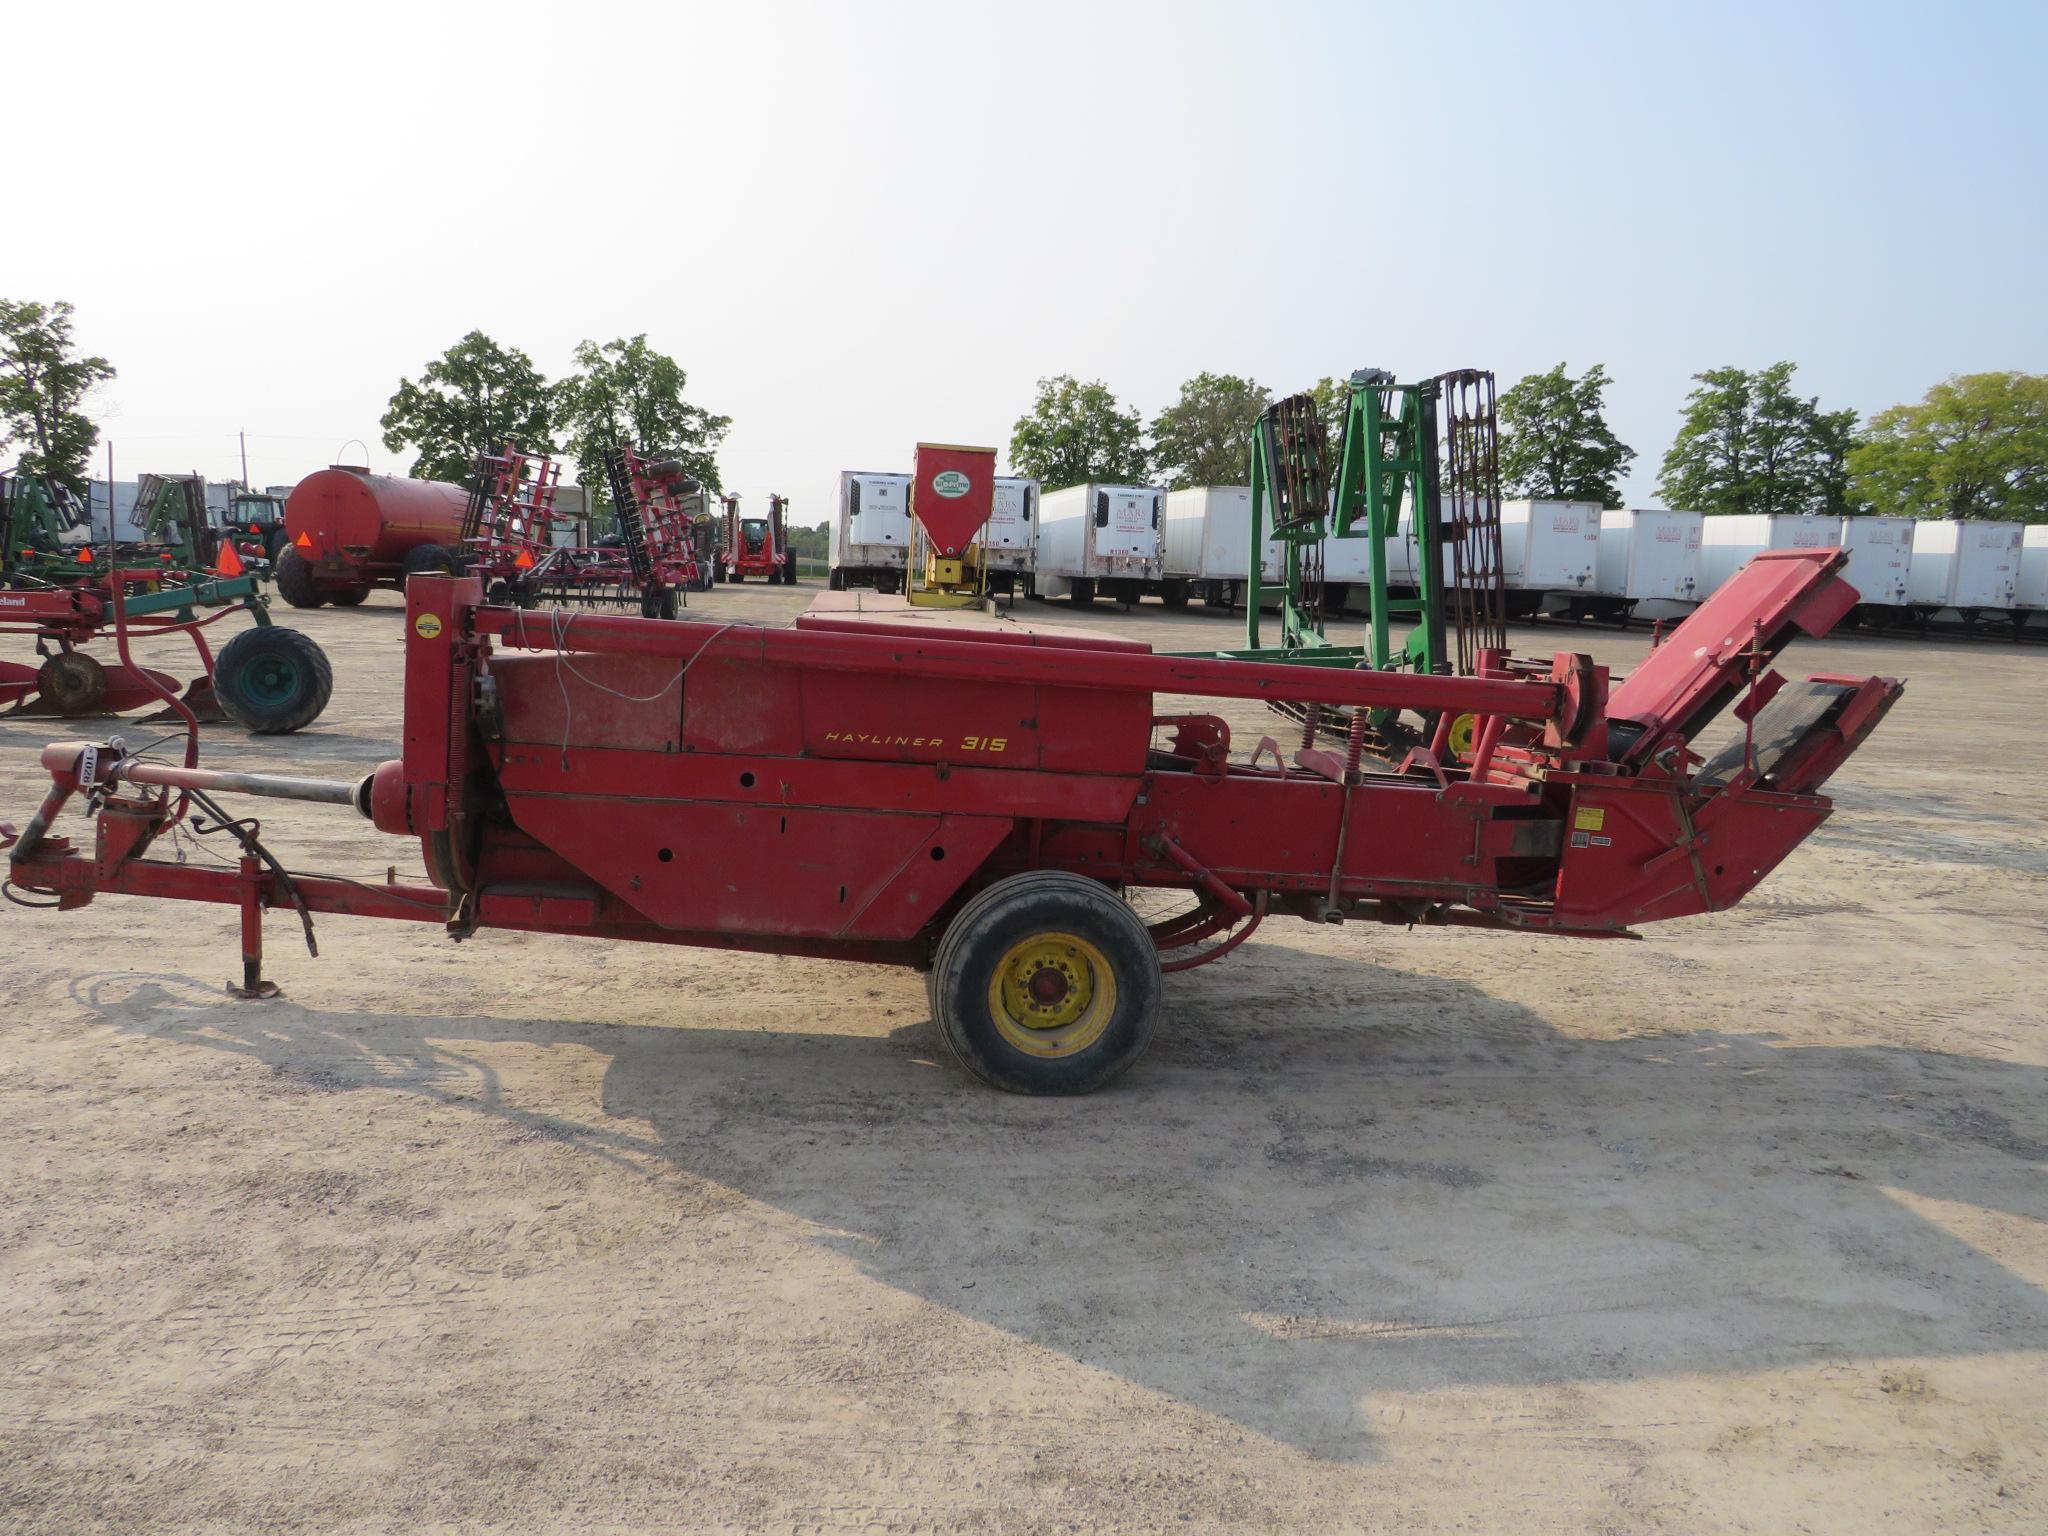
top-left (327, 587), bottom-right (369, 607)
top-left (402, 544), bottom-right (457, 580)
top-left (213, 626), bottom-right (333, 734)
top-left (273, 548), bottom-right (325, 609)
top-left (928, 870), bottom-right (1162, 1095)
top-left (38, 651), bottom-right (108, 716)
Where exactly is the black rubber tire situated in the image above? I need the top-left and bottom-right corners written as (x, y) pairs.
top-left (402, 543), bottom-right (457, 579)
top-left (38, 651), bottom-right (107, 716)
top-left (213, 626), bottom-right (333, 734)
top-left (273, 547), bottom-right (325, 609)
top-left (928, 871), bottom-right (1162, 1095)
top-left (1068, 577), bottom-right (1095, 607)
top-left (640, 586), bottom-right (678, 620)
top-left (327, 586), bottom-right (369, 607)
top-left (264, 527), bottom-right (290, 563)
top-left (1161, 580), bottom-right (1190, 610)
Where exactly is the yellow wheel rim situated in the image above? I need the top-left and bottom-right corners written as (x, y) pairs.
top-left (987, 930), bottom-right (1117, 1058)
top-left (1447, 712), bottom-right (1478, 759)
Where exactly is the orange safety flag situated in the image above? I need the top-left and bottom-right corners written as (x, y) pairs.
top-left (215, 538), bottom-right (245, 577)
top-left (513, 548), bottom-right (536, 569)
top-left (295, 532), bottom-right (312, 549)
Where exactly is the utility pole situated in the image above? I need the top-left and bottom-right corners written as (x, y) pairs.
top-left (239, 430), bottom-right (250, 492)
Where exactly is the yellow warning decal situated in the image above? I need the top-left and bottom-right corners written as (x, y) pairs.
top-left (1573, 805), bottom-right (1606, 832)
top-left (414, 613), bottom-right (443, 639)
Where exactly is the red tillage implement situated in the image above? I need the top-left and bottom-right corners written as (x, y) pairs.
top-left (3, 549), bottom-right (1900, 1093)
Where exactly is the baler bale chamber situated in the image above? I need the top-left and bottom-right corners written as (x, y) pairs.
top-left (3, 550), bottom-right (1901, 1094)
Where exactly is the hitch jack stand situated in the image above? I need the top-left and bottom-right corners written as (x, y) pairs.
top-left (227, 854), bottom-right (280, 1000)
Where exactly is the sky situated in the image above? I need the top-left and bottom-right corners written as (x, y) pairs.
top-left (10, 0), bottom-right (2045, 519)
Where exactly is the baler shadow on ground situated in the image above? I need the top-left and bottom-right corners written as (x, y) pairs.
top-left (72, 945), bottom-right (2048, 1465)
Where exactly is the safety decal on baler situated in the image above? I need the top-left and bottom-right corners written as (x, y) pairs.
top-left (1569, 803), bottom-right (1613, 849)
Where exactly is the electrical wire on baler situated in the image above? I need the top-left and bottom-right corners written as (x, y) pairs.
top-left (542, 607), bottom-right (745, 772)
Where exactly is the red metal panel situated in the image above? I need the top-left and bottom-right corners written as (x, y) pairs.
top-left (501, 793), bottom-right (1012, 940)
top-left (681, 656), bottom-right (808, 756)
top-left (492, 652), bottom-right (684, 752)
top-left (1549, 779), bottom-right (1829, 928)
top-left (478, 608), bottom-right (1563, 720)
top-left (402, 575), bottom-right (475, 834)
top-left (1605, 549), bottom-right (1851, 748)
top-left (912, 443), bottom-right (997, 557)
top-left (491, 745), bottom-right (1141, 825)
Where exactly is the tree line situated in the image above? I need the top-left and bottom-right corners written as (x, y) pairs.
top-left (0, 304), bottom-right (730, 510)
top-left (379, 330), bottom-right (729, 506)
top-left (1010, 364), bottom-right (2048, 522)
top-left (5, 295), bottom-right (2042, 523)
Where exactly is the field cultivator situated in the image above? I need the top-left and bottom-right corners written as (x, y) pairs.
top-left (715, 492), bottom-right (795, 584)
top-left (2, 472), bottom-right (332, 733)
top-left (3, 547), bottom-right (1899, 1093)
top-left (598, 446), bottom-right (720, 616)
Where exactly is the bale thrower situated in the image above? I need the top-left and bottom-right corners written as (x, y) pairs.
top-left (2, 548), bottom-right (1899, 1093)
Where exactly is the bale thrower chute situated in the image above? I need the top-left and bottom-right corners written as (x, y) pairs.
top-left (2, 549), bottom-right (1900, 1094)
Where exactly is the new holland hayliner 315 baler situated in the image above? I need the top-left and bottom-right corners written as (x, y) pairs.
top-left (3, 547), bottom-right (1898, 1093)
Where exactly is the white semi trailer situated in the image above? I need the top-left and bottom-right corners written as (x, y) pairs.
top-left (1164, 485), bottom-right (1264, 610)
top-left (1031, 484), bottom-right (1164, 605)
top-left (1588, 508), bottom-right (1703, 621)
top-left (829, 471), bottom-right (912, 593)
top-left (1500, 500), bottom-right (1602, 618)
top-left (2018, 525), bottom-right (2048, 632)
top-left (1699, 514), bottom-right (1838, 595)
top-left (982, 476), bottom-right (1039, 597)
top-left (1835, 517), bottom-right (1915, 618)
top-left (1909, 519), bottom-right (2023, 622)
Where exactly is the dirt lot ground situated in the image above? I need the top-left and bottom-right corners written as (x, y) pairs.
top-left (2, 580), bottom-right (2043, 1534)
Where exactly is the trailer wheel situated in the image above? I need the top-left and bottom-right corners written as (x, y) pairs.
top-left (273, 547), bottom-right (325, 609)
top-left (929, 871), bottom-right (1162, 1095)
top-left (213, 626), bottom-right (333, 734)
top-left (37, 651), bottom-right (107, 716)
top-left (327, 587), bottom-right (369, 607)
top-left (1068, 577), bottom-right (1096, 607)
top-left (403, 544), bottom-right (457, 580)
top-left (1161, 579), bottom-right (1190, 609)
top-left (828, 568), bottom-right (846, 591)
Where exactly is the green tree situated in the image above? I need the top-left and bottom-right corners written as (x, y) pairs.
top-left (380, 330), bottom-right (555, 485)
top-left (1849, 372), bottom-right (2048, 522)
top-left (556, 334), bottom-right (731, 504)
top-left (0, 299), bottom-right (115, 495)
top-left (1147, 371), bottom-right (1270, 488)
top-left (1008, 375), bottom-right (1148, 488)
top-left (1657, 362), bottom-right (1854, 517)
top-left (1497, 363), bottom-right (1635, 506)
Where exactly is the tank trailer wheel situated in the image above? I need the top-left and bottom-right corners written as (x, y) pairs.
top-left (402, 544), bottom-right (458, 580)
top-left (272, 547), bottom-right (325, 609)
top-left (37, 651), bottom-right (108, 716)
top-left (326, 587), bottom-right (370, 607)
top-left (929, 871), bottom-right (1162, 1095)
top-left (213, 626), bottom-right (334, 734)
